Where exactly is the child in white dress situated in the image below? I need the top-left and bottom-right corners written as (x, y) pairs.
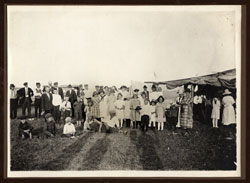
top-left (114, 93), bottom-right (125, 128)
top-left (211, 97), bottom-right (221, 128)
top-left (156, 96), bottom-right (166, 131)
top-left (99, 90), bottom-right (108, 121)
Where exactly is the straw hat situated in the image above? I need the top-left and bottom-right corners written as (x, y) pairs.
top-left (65, 117), bottom-right (72, 123)
top-left (223, 89), bottom-right (232, 95)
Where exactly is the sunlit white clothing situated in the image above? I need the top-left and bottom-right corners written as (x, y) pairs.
top-left (103, 116), bottom-right (119, 128)
top-left (63, 123), bottom-right (76, 134)
top-left (222, 95), bottom-right (236, 125)
top-left (114, 100), bottom-right (125, 119)
top-left (52, 94), bottom-right (62, 106)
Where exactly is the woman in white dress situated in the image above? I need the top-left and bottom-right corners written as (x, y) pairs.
top-left (222, 89), bottom-right (236, 126)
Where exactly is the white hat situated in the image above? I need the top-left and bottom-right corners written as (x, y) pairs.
top-left (65, 117), bottom-right (72, 123)
top-left (223, 89), bottom-right (232, 95)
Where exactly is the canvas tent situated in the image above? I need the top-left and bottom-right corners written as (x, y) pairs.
top-left (145, 69), bottom-right (236, 90)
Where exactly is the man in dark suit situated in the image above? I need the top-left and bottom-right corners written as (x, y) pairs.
top-left (53, 82), bottom-right (64, 100)
top-left (10, 84), bottom-right (18, 119)
top-left (41, 86), bottom-right (53, 115)
top-left (142, 85), bottom-right (149, 100)
top-left (17, 82), bottom-right (34, 118)
top-left (65, 84), bottom-right (77, 118)
top-left (34, 82), bottom-right (42, 118)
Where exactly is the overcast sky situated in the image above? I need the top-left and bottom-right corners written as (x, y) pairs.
top-left (8, 6), bottom-right (240, 89)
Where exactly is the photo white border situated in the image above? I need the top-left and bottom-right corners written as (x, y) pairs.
top-left (7, 5), bottom-right (242, 178)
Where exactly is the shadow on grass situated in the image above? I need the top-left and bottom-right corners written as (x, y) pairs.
top-left (129, 130), bottom-right (164, 170)
top-left (39, 132), bottom-right (94, 170)
top-left (79, 134), bottom-right (110, 170)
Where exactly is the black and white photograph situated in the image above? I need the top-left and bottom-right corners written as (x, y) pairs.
top-left (7, 5), bottom-right (242, 177)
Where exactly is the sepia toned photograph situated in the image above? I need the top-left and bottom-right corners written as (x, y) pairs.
top-left (7, 5), bottom-right (242, 177)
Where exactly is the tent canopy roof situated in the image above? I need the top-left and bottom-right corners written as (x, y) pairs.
top-left (145, 69), bottom-right (236, 89)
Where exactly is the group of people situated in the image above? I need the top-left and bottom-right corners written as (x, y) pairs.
top-left (192, 89), bottom-right (236, 128)
top-left (11, 81), bottom-right (237, 139)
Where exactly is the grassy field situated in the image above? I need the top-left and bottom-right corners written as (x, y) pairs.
top-left (10, 113), bottom-right (237, 171)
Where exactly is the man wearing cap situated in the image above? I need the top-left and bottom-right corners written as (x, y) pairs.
top-left (141, 85), bottom-right (149, 100)
top-left (94, 85), bottom-right (100, 94)
top-left (41, 86), bottom-right (53, 115)
top-left (34, 82), bottom-right (42, 118)
top-left (53, 82), bottom-right (64, 100)
top-left (48, 81), bottom-right (53, 94)
top-left (9, 84), bottom-right (18, 119)
top-left (17, 82), bottom-right (34, 118)
top-left (66, 84), bottom-right (77, 118)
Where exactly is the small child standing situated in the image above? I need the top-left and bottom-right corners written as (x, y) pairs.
top-left (130, 90), bottom-right (141, 129)
top-left (60, 96), bottom-right (71, 120)
top-left (18, 116), bottom-right (33, 139)
top-left (84, 100), bottom-right (94, 131)
top-left (140, 99), bottom-right (151, 132)
top-left (211, 97), bottom-right (221, 128)
top-left (156, 96), bottom-right (166, 131)
top-left (114, 93), bottom-right (125, 128)
top-left (149, 100), bottom-right (156, 129)
top-left (124, 97), bottom-right (131, 128)
top-left (73, 96), bottom-right (83, 127)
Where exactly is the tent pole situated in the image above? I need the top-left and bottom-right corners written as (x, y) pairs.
top-left (191, 84), bottom-right (194, 108)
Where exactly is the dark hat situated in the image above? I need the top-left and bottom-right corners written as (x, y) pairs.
top-left (119, 85), bottom-right (127, 90)
top-left (68, 84), bottom-right (72, 88)
top-left (150, 100), bottom-right (156, 105)
top-left (143, 85), bottom-right (148, 88)
top-left (157, 96), bottom-right (165, 102)
top-left (23, 82), bottom-right (28, 86)
top-left (54, 82), bottom-right (58, 85)
top-left (134, 89), bottom-right (139, 92)
top-left (45, 113), bottom-right (53, 119)
top-left (151, 84), bottom-right (156, 89)
top-left (95, 85), bottom-right (99, 87)
top-left (19, 115), bottom-right (27, 120)
top-left (10, 84), bottom-right (15, 88)
top-left (135, 106), bottom-right (142, 111)
top-left (36, 82), bottom-right (41, 85)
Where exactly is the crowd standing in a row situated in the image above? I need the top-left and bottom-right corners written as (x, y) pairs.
top-left (9, 81), bottom-right (236, 139)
